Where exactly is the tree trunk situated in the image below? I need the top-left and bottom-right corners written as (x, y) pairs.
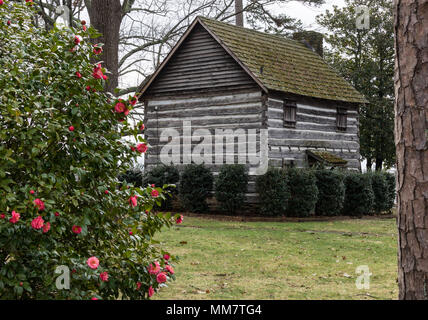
top-left (235, 0), bottom-right (244, 26)
top-left (394, 0), bottom-right (428, 300)
top-left (375, 158), bottom-right (383, 171)
top-left (87, 0), bottom-right (122, 94)
top-left (366, 158), bottom-right (372, 171)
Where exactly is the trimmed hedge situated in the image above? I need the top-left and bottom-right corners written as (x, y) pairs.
top-left (384, 172), bottom-right (396, 212)
top-left (286, 168), bottom-right (319, 217)
top-left (342, 172), bottom-right (374, 216)
top-left (315, 170), bottom-right (345, 216)
top-left (215, 165), bottom-right (249, 214)
top-left (142, 165), bottom-right (180, 210)
top-left (143, 164), bottom-right (180, 188)
top-left (179, 164), bottom-right (214, 213)
top-left (118, 165), bottom-right (144, 187)
top-left (256, 168), bottom-right (290, 216)
top-left (370, 172), bottom-right (389, 214)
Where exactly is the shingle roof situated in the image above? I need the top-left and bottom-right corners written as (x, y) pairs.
top-left (198, 17), bottom-right (367, 104)
top-left (307, 150), bottom-right (348, 166)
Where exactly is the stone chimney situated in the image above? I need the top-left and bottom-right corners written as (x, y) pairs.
top-left (292, 31), bottom-right (324, 58)
top-left (235, 0), bottom-right (244, 27)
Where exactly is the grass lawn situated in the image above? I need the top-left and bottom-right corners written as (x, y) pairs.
top-left (154, 215), bottom-right (398, 300)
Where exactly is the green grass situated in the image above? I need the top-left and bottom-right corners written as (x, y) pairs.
top-left (154, 216), bottom-right (398, 300)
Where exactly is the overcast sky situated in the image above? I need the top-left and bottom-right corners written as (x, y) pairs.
top-left (275, 0), bottom-right (346, 31)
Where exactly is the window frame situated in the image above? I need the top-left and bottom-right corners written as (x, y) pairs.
top-left (336, 107), bottom-right (348, 131)
top-left (283, 99), bottom-right (297, 128)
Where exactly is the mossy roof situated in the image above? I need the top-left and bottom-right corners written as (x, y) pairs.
top-left (198, 17), bottom-right (367, 104)
top-left (307, 150), bottom-right (348, 165)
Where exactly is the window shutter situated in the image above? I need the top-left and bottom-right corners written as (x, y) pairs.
top-left (284, 100), bottom-right (297, 127)
top-left (337, 108), bottom-right (348, 131)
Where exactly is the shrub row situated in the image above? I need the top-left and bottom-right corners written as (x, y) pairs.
top-left (135, 164), bottom-right (396, 217)
top-left (257, 168), bottom-right (395, 217)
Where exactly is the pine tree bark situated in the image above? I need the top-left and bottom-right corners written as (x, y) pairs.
top-left (87, 0), bottom-right (122, 94)
top-left (394, 0), bottom-right (428, 300)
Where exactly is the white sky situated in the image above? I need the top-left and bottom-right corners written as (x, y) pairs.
top-left (274, 0), bottom-right (346, 31)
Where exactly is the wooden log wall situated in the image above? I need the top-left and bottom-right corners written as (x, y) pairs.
top-left (144, 90), bottom-right (266, 204)
top-left (266, 93), bottom-right (361, 170)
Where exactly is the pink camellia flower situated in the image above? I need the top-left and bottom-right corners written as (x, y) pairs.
top-left (0, 213), bottom-right (5, 219)
top-left (151, 184), bottom-right (155, 188)
top-left (163, 254), bottom-right (170, 261)
top-left (151, 189), bottom-right (159, 198)
top-left (165, 265), bottom-right (175, 275)
top-left (86, 86), bottom-right (91, 91)
top-left (99, 271), bottom-right (109, 282)
top-left (104, 190), bottom-right (109, 195)
top-left (130, 146), bottom-right (136, 152)
top-left (136, 282), bottom-right (142, 290)
top-left (136, 143), bottom-right (147, 154)
top-left (129, 96), bottom-right (138, 106)
top-left (31, 216), bottom-right (44, 230)
top-left (124, 108), bottom-right (129, 116)
top-left (7, 20), bottom-right (11, 26)
top-left (69, 126), bottom-right (75, 132)
top-left (102, 75), bottom-right (108, 80)
top-left (34, 198), bottom-right (45, 211)
top-left (92, 64), bottom-right (104, 79)
top-left (156, 272), bottom-right (167, 284)
top-left (93, 46), bottom-right (103, 55)
top-left (129, 195), bottom-right (137, 208)
top-left (74, 36), bottom-right (80, 45)
top-left (148, 261), bottom-right (160, 275)
top-left (129, 230), bottom-right (133, 235)
top-left (114, 102), bottom-right (126, 113)
top-left (54, 212), bottom-right (60, 217)
top-left (83, 25), bottom-right (87, 31)
top-left (0, 1), bottom-right (4, 6)
top-left (30, 190), bottom-right (35, 195)
top-left (75, 71), bottom-right (82, 78)
top-left (176, 214), bottom-right (184, 225)
top-left (9, 211), bottom-right (20, 224)
top-left (72, 225), bottom-right (82, 234)
top-left (148, 286), bottom-right (154, 297)
top-left (140, 124), bottom-right (145, 131)
top-left (87, 256), bottom-right (100, 269)
top-left (91, 297), bottom-right (98, 300)
top-left (43, 222), bottom-right (51, 234)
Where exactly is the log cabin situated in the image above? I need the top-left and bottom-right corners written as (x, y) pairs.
top-left (137, 16), bottom-right (367, 203)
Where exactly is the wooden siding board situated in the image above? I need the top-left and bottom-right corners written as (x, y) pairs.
top-left (145, 25), bottom-right (258, 96)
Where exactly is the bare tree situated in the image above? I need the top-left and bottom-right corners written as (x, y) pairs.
top-left (29, 0), bottom-right (323, 94)
top-left (394, 0), bottom-right (428, 300)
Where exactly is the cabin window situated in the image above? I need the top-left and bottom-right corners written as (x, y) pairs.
top-left (283, 100), bottom-right (297, 127)
top-left (336, 108), bottom-right (347, 131)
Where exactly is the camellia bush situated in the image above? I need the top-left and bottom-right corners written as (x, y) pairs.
top-left (142, 165), bottom-right (180, 210)
top-left (0, 1), bottom-right (181, 300)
